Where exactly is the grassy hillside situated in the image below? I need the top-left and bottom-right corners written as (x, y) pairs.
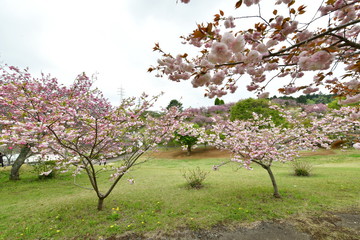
top-left (0, 149), bottom-right (359, 239)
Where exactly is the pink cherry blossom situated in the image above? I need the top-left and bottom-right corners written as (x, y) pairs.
top-left (205, 107), bottom-right (359, 198)
top-left (153, 0), bottom-right (359, 103)
top-left (353, 143), bottom-right (360, 149)
top-left (224, 16), bottom-right (236, 29)
top-left (0, 65), bottom-right (185, 209)
top-left (208, 42), bottom-right (232, 63)
top-left (258, 92), bottom-right (270, 99)
top-left (303, 87), bottom-right (319, 94)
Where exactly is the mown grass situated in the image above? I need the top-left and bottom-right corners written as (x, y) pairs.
top-left (0, 149), bottom-right (359, 239)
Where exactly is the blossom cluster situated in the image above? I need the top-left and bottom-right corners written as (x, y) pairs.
top-left (183, 103), bottom-right (234, 131)
top-left (302, 104), bottom-right (328, 114)
top-left (0, 66), bottom-right (184, 179)
top-left (207, 107), bottom-right (359, 170)
top-left (153, 0), bottom-right (360, 102)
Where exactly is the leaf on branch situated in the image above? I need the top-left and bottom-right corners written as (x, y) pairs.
top-left (273, 10), bottom-right (278, 15)
top-left (153, 43), bottom-right (160, 52)
top-left (235, 0), bottom-right (243, 9)
top-left (214, 14), bottom-right (221, 22)
top-left (323, 46), bottom-right (338, 52)
top-left (326, 0), bottom-right (336, 5)
top-left (220, 10), bottom-right (224, 16)
top-left (201, 49), bottom-right (209, 54)
top-left (192, 29), bottom-right (206, 39)
top-left (192, 23), bottom-right (214, 40)
top-left (269, 58), bottom-right (279, 63)
top-left (347, 60), bottom-right (360, 72)
top-left (147, 68), bottom-right (154, 73)
top-left (317, 74), bottom-right (325, 83)
top-left (206, 23), bottom-right (213, 33)
top-left (288, 0), bottom-right (295, 7)
top-left (325, 71), bottom-right (333, 76)
top-left (283, 17), bottom-right (291, 23)
top-left (290, 8), bottom-right (296, 14)
top-left (298, 5), bottom-right (306, 14)
top-left (341, 73), bottom-right (353, 79)
top-left (255, 23), bottom-right (267, 32)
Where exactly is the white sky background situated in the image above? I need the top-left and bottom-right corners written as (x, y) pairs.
top-left (0, 0), bottom-right (319, 110)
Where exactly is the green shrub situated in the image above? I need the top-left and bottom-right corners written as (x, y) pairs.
top-left (182, 167), bottom-right (209, 189)
top-left (230, 98), bottom-right (287, 126)
top-left (32, 160), bottom-right (57, 179)
top-left (292, 160), bottom-right (313, 176)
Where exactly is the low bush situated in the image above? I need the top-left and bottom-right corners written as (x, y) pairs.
top-left (32, 160), bottom-right (57, 179)
top-left (182, 166), bottom-right (209, 189)
top-left (292, 160), bottom-right (313, 176)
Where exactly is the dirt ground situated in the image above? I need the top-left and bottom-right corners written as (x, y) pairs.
top-left (109, 209), bottom-right (360, 240)
top-left (108, 148), bottom-right (360, 240)
top-left (150, 147), bottom-right (337, 159)
top-left (150, 147), bottom-right (231, 159)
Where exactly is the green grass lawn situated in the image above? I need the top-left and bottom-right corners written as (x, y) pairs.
top-left (0, 149), bottom-right (359, 239)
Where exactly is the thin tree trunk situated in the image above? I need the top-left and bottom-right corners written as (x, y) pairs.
top-left (9, 146), bottom-right (31, 180)
top-left (265, 166), bottom-right (281, 198)
top-left (97, 197), bottom-right (105, 211)
top-left (186, 145), bottom-right (192, 156)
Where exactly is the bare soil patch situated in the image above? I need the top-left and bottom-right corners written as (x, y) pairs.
top-left (108, 210), bottom-right (360, 240)
top-left (152, 147), bottom-right (337, 160)
top-left (152, 147), bottom-right (231, 159)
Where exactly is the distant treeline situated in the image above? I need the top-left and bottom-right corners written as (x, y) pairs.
top-left (271, 93), bottom-right (336, 105)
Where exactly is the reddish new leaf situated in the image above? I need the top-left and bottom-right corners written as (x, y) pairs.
top-left (235, 0), bottom-right (242, 9)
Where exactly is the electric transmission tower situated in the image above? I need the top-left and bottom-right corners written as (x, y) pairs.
top-left (117, 86), bottom-right (125, 105)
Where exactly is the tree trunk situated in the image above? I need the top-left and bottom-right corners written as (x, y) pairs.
top-left (6, 157), bottom-right (11, 166)
top-left (97, 197), bottom-right (105, 211)
top-left (265, 166), bottom-right (281, 198)
top-left (186, 145), bottom-right (192, 156)
top-left (9, 146), bottom-right (31, 180)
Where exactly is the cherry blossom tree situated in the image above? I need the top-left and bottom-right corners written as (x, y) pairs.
top-left (174, 122), bottom-right (205, 155)
top-left (208, 106), bottom-right (359, 198)
top-left (0, 65), bottom-right (65, 180)
top-left (302, 103), bottom-right (328, 114)
top-left (185, 103), bottom-right (233, 129)
top-left (0, 65), bottom-right (184, 210)
top-left (151, 0), bottom-right (359, 103)
top-left (48, 95), bottom-right (183, 210)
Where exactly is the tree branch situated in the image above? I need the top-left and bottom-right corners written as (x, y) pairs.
top-left (271, 19), bottom-right (360, 56)
top-left (208, 19), bottom-right (360, 69)
top-left (329, 33), bottom-right (360, 49)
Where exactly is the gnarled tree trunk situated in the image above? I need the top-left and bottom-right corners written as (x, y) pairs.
top-left (9, 145), bottom-right (31, 180)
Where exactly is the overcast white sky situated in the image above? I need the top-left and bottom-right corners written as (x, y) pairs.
top-left (0, 0), bottom-right (317, 109)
